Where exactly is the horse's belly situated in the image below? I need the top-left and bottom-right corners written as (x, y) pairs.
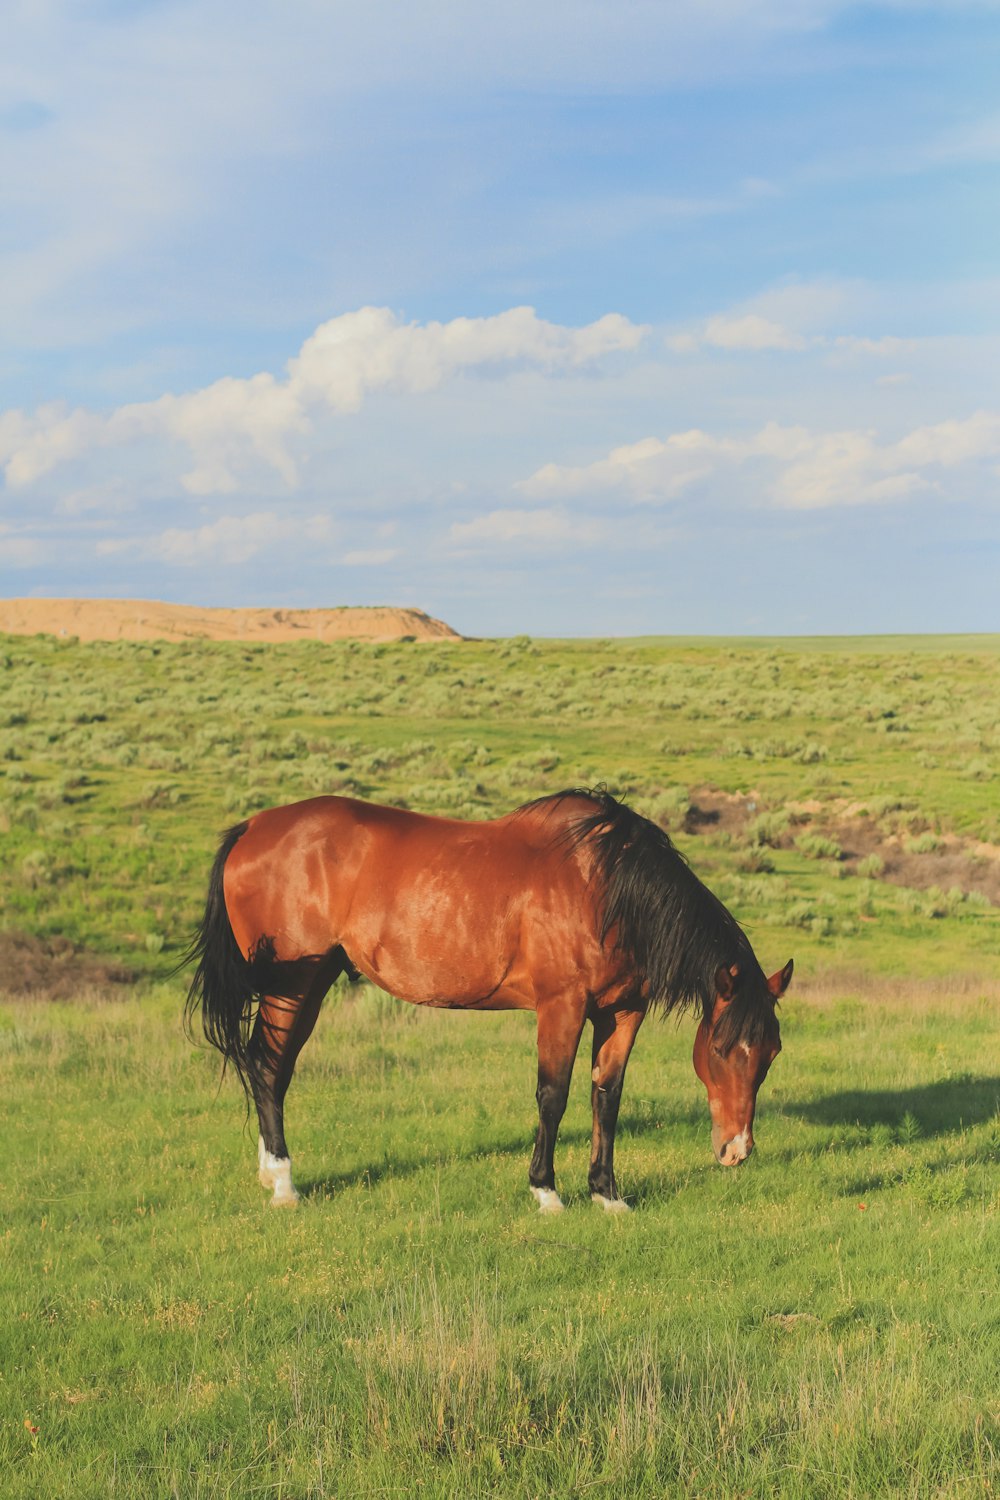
top-left (350, 942), bottom-right (527, 1010)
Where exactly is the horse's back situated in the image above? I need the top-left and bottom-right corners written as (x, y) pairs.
top-left (222, 793), bottom-right (604, 1009)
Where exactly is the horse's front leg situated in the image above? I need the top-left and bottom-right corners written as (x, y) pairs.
top-left (589, 1006), bottom-right (645, 1212)
top-left (249, 990), bottom-right (324, 1207)
top-left (528, 997), bottom-right (587, 1213)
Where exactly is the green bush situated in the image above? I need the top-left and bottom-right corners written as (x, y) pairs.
top-left (796, 832), bottom-right (843, 861)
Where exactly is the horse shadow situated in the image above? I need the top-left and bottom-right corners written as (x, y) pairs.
top-left (296, 1106), bottom-right (700, 1202)
top-left (780, 1075), bottom-right (1000, 1139)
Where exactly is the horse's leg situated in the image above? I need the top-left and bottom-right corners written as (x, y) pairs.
top-left (528, 997), bottom-right (587, 1214)
top-left (249, 986), bottom-right (325, 1207)
top-left (589, 1007), bottom-right (645, 1212)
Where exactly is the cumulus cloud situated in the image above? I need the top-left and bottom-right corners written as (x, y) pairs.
top-left (0, 306), bottom-right (646, 495)
top-left (520, 410), bottom-right (1000, 511)
top-left (288, 306), bottom-right (643, 409)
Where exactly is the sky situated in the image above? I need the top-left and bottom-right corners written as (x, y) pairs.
top-left (1, 0), bottom-right (998, 637)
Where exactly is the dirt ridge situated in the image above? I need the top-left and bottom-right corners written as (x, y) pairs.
top-left (0, 598), bottom-right (462, 644)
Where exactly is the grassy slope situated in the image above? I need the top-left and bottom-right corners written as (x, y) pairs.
top-left (1, 632), bottom-right (999, 1496)
top-left (2, 981), bottom-right (998, 1498)
top-left (1, 631), bottom-right (998, 975)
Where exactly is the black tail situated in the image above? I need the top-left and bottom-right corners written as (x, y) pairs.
top-left (183, 822), bottom-right (257, 1092)
top-left (184, 821), bottom-right (352, 1095)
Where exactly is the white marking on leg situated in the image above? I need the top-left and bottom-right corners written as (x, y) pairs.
top-left (258, 1138), bottom-right (299, 1206)
top-left (530, 1186), bottom-right (564, 1214)
top-left (591, 1192), bottom-right (631, 1214)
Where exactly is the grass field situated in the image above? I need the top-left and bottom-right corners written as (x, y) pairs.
top-left (1, 631), bottom-right (998, 1496)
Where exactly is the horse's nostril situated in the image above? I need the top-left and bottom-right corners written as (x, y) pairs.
top-left (718, 1135), bottom-right (752, 1165)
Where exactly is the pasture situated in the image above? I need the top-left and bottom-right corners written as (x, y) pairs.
top-left (1, 631), bottom-right (999, 1497)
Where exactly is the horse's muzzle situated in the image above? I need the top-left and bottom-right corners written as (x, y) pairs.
top-left (715, 1131), bottom-right (753, 1167)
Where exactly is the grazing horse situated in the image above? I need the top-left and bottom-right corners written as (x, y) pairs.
top-left (185, 789), bottom-right (792, 1211)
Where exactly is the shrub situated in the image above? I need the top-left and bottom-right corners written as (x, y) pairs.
top-left (793, 743), bottom-right (828, 764)
top-left (964, 758), bottom-right (993, 781)
top-left (856, 881), bottom-right (878, 917)
top-left (904, 832), bottom-right (943, 854)
top-left (796, 833), bottom-right (843, 861)
top-left (746, 811), bottom-right (790, 848)
top-left (643, 786), bottom-right (692, 829)
top-left (736, 849), bottom-right (775, 874)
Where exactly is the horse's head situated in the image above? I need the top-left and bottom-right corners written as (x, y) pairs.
top-left (692, 959), bottom-right (792, 1166)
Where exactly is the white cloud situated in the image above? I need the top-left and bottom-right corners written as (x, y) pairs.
top-left (893, 410), bottom-right (1000, 467)
top-left (0, 524), bottom-right (45, 567)
top-left (522, 433), bottom-right (716, 503)
top-left (0, 404), bottom-right (107, 487)
top-left (2, 2), bottom-right (848, 350)
top-left (831, 335), bottom-right (909, 357)
top-left (448, 507), bottom-right (606, 551)
top-left (925, 110), bottom-right (1000, 167)
top-left (703, 313), bottom-right (809, 351)
top-left (342, 548), bottom-right (400, 566)
top-left (666, 281), bottom-right (919, 360)
top-left (289, 306), bottom-right (644, 410)
top-left (96, 510), bottom-right (336, 567)
top-left (0, 306), bottom-right (646, 494)
top-left (520, 409), bottom-right (1000, 511)
top-left (664, 332), bottom-right (702, 355)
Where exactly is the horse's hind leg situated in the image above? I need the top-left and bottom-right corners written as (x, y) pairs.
top-left (528, 997), bottom-right (587, 1213)
top-left (249, 992), bottom-right (319, 1205)
top-left (588, 1007), bottom-right (645, 1212)
top-left (249, 959), bottom-right (340, 1205)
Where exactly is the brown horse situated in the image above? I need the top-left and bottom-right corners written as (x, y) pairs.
top-left (186, 789), bottom-right (792, 1211)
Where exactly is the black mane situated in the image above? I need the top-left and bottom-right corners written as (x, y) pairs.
top-left (542, 789), bottom-right (775, 1051)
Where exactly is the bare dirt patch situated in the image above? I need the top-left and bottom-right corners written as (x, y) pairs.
top-left (683, 785), bottom-right (762, 836)
top-left (0, 931), bottom-right (135, 1000)
top-left (836, 821), bottom-right (1000, 904)
top-left (684, 785), bottom-right (1000, 905)
top-left (0, 598), bottom-right (462, 645)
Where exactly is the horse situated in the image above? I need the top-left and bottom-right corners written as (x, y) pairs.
top-left (185, 788), bottom-right (792, 1212)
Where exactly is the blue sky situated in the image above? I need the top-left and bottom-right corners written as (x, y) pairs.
top-left (1, 0), bottom-right (998, 635)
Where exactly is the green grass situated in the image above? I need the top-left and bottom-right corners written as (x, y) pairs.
top-left (1, 630), bottom-right (999, 1495)
top-left (1, 631), bottom-right (998, 978)
top-left (1, 977), bottom-right (998, 1498)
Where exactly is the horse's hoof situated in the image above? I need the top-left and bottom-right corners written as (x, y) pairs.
top-left (530, 1186), bottom-right (565, 1214)
top-left (270, 1188), bottom-right (300, 1208)
top-left (592, 1192), bottom-right (631, 1213)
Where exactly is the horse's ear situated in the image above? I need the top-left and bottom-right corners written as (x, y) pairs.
top-left (767, 959), bottom-right (794, 998)
top-left (715, 963), bottom-right (738, 1002)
